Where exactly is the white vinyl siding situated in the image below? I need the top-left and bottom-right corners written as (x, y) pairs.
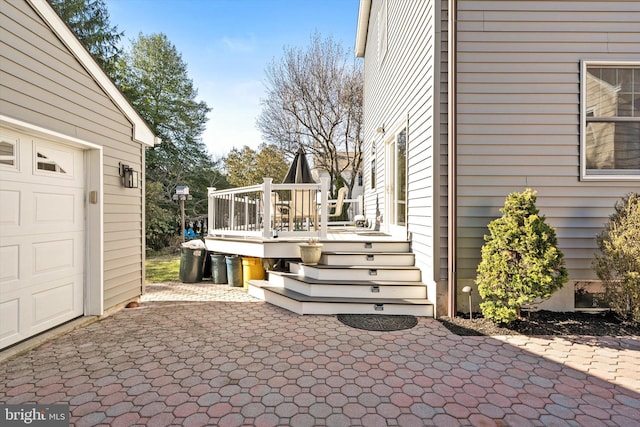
top-left (455, 1), bottom-right (640, 281)
top-left (1, 0), bottom-right (144, 308)
top-left (362, 0), bottom-right (440, 286)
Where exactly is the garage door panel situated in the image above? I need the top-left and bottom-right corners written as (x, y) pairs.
top-left (0, 244), bottom-right (20, 283)
top-left (28, 186), bottom-right (83, 234)
top-left (0, 189), bottom-right (20, 227)
top-left (32, 280), bottom-right (77, 327)
top-left (34, 192), bottom-right (76, 224)
top-left (0, 299), bottom-right (19, 341)
top-left (33, 238), bottom-right (75, 274)
top-left (2, 185), bottom-right (83, 236)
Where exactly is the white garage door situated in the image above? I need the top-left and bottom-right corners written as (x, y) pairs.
top-left (0, 129), bottom-right (85, 349)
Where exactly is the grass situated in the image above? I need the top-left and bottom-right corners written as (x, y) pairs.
top-left (146, 253), bottom-right (180, 283)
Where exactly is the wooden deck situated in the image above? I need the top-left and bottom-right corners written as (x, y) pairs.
top-left (204, 226), bottom-right (432, 317)
top-left (204, 226), bottom-right (401, 259)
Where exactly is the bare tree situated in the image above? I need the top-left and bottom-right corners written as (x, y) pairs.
top-left (257, 33), bottom-right (363, 199)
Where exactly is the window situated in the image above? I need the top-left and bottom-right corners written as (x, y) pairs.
top-left (370, 159), bottom-right (376, 189)
top-left (395, 129), bottom-right (407, 226)
top-left (0, 138), bottom-right (16, 167)
top-left (370, 145), bottom-right (376, 189)
top-left (34, 142), bottom-right (73, 177)
top-left (37, 152), bottom-right (67, 173)
top-left (582, 62), bottom-right (640, 179)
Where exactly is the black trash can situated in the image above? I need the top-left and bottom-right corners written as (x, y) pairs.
top-left (179, 246), bottom-right (206, 283)
top-left (225, 255), bottom-right (243, 287)
top-left (210, 254), bottom-right (228, 284)
top-left (202, 251), bottom-right (212, 279)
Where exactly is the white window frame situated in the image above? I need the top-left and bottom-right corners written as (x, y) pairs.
top-left (581, 60), bottom-right (640, 181)
top-left (0, 134), bottom-right (18, 170)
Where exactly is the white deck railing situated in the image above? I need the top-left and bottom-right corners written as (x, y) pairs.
top-left (207, 177), bottom-right (363, 240)
top-left (207, 177), bottom-right (328, 239)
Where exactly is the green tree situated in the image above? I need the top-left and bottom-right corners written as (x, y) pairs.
top-left (115, 33), bottom-right (213, 249)
top-left (145, 181), bottom-right (177, 251)
top-left (476, 189), bottom-right (568, 324)
top-left (48, 0), bottom-right (123, 75)
top-left (256, 33), bottom-right (363, 199)
top-left (224, 144), bottom-right (288, 187)
top-left (594, 193), bottom-right (640, 323)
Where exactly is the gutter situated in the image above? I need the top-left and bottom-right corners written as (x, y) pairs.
top-left (355, 0), bottom-right (372, 57)
top-left (447, 0), bottom-right (458, 318)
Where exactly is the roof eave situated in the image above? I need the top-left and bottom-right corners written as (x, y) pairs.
top-left (27, 0), bottom-right (158, 147)
top-left (355, 0), bottom-right (371, 58)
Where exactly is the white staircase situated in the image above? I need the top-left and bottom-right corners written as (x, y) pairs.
top-left (248, 240), bottom-right (434, 316)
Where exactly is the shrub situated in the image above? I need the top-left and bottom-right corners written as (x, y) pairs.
top-left (476, 189), bottom-right (568, 324)
top-left (594, 193), bottom-right (640, 324)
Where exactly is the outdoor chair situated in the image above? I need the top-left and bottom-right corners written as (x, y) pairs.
top-left (327, 186), bottom-right (347, 218)
top-left (318, 187), bottom-right (347, 220)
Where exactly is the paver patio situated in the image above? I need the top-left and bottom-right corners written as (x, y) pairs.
top-left (1, 282), bottom-right (639, 426)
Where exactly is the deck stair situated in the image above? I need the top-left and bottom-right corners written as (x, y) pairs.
top-left (248, 240), bottom-right (434, 316)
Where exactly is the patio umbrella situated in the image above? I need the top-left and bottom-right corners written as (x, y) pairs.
top-left (282, 147), bottom-right (315, 183)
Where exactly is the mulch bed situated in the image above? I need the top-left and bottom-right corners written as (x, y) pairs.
top-left (438, 310), bottom-right (640, 336)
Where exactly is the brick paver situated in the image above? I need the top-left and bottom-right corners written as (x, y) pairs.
top-left (1, 282), bottom-right (639, 426)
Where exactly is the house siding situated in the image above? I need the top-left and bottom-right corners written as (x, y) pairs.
top-left (1, 0), bottom-right (144, 309)
top-left (361, 0), bottom-right (441, 304)
top-left (455, 1), bottom-right (640, 286)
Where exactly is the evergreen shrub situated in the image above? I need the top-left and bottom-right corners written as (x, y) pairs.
top-left (594, 193), bottom-right (640, 324)
top-left (476, 189), bottom-right (568, 324)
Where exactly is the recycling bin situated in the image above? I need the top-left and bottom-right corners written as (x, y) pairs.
top-left (210, 253), bottom-right (228, 284)
top-left (225, 255), bottom-right (243, 287)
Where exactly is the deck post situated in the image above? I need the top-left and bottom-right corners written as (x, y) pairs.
top-left (319, 177), bottom-right (329, 239)
top-left (263, 178), bottom-right (272, 239)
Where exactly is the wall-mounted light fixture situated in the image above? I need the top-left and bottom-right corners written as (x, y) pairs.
top-left (119, 163), bottom-right (139, 188)
top-left (376, 125), bottom-right (385, 133)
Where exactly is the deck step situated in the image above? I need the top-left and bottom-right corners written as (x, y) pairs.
top-left (248, 281), bottom-right (434, 316)
top-left (320, 252), bottom-right (415, 266)
top-left (320, 240), bottom-right (411, 254)
top-left (205, 236), bottom-right (411, 259)
top-left (290, 263), bottom-right (422, 282)
top-left (267, 272), bottom-right (427, 299)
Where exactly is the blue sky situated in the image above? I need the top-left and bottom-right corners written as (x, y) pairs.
top-left (105, 0), bottom-right (361, 158)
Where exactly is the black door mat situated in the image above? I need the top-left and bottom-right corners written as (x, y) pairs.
top-left (337, 314), bottom-right (418, 331)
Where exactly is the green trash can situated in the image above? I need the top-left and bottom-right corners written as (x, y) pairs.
top-left (225, 255), bottom-right (243, 287)
top-left (179, 247), bottom-right (206, 283)
top-left (210, 254), bottom-right (228, 284)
